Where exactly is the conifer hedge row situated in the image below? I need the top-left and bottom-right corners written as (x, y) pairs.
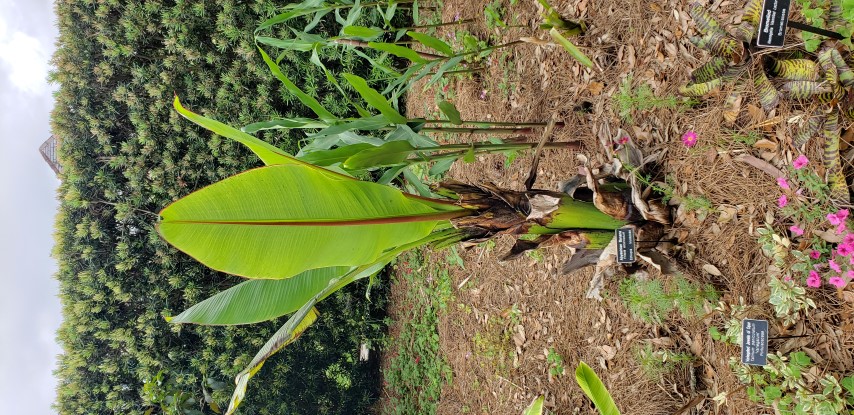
top-left (51, 1), bottom-right (397, 413)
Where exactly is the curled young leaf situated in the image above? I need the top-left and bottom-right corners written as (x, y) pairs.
top-left (830, 48), bottom-right (854, 87)
top-left (793, 109), bottom-right (825, 150)
top-left (754, 71), bottom-right (779, 112)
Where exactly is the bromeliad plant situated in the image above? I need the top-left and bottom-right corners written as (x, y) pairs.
top-left (159, 97), bottom-right (669, 414)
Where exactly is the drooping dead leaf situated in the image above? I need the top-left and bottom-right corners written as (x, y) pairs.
top-left (734, 153), bottom-right (784, 178)
top-left (703, 263), bottom-right (723, 276)
top-left (587, 81), bottom-right (605, 95)
top-left (752, 139), bottom-right (778, 151)
top-left (599, 345), bottom-right (617, 360)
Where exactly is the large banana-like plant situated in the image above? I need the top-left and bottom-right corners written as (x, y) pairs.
top-left (161, 96), bottom-right (670, 414)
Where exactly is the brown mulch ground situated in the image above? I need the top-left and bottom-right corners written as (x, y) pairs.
top-left (379, 1), bottom-right (854, 414)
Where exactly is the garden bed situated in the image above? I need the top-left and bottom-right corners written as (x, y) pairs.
top-left (379, 0), bottom-right (854, 413)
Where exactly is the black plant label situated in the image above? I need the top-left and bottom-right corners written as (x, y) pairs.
top-left (615, 227), bottom-right (636, 264)
top-left (741, 319), bottom-right (769, 366)
top-left (756, 0), bottom-right (791, 48)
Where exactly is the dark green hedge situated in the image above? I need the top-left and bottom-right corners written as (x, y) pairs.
top-left (51, 1), bottom-right (398, 413)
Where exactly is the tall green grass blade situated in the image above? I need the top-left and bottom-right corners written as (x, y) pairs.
top-left (308, 48), bottom-right (371, 118)
top-left (385, 124), bottom-right (437, 147)
top-left (242, 118), bottom-right (329, 134)
top-left (549, 28), bottom-right (594, 68)
top-left (378, 165), bottom-right (407, 184)
top-left (343, 140), bottom-right (416, 168)
top-left (174, 96), bottom-right (299, 166)
top-left (406, 31), bottom-right (453, 56)
top-left (575, 361), bottom-right (621, 415)
top-left (403, 168), bottom-right (433, 196)
top-left (255, 0), bottom-right (328, 32)
top-left (300, 143), bottom-right (376, 166)
top-left (255, 36), bottom-right (319, 52)
top-left (426, 55), bottom-right (465, 89)
top-left (438, 101), bottom-right (463, 125)
top-left (367, 41), bottom-right (429, 63)
top-left (342, 25), bottom-right (385, 40)
top-left (258, 47), bottom-right (336, 121)
top-left (309, 115), bottom-right (391, 139)
top-left (342, 73), bottom-right (408, 123)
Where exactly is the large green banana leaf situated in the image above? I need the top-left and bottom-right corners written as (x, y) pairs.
top-left (225, 305), bottom-right (320, 415)
top-left (223, 228), bottom-right (457, 415)
top-left (158, 164), bottom-right (467, 279)
top-left (166, 266), bottom-right (349, 325)
top-left (575, 361), bottom-right (620, 415)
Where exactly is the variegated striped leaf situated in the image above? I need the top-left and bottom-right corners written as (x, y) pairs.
top-left (781, 80), bottom-right (832, 100)
top-left (690, 32), bottom-right (742, 60)
top-left (689, 2), bottom-right (727, 36)
top-left (793, 110), bottom-right (824, 150)
top-left (771, 59), bottom-right (819, 81)
top-left (822, 111), bottom-right (848, 201)
top-left (679, 78), bottom-right (722, 97)
top-left (818, 47), bottom-right (839, 86)
top-left (829, 0), bottom-right (844, 28)
top-left (692, 57), bottom-right (728, 83)
top-left (733, 22), bottom-right (757, 42)
top-left (830, 48), bottom-right (854, 87)
top-left (743, 0), bottom-right (763, 25)
top-left (816, 85), bottom-right (846, 105)
top-left (754, 70), bottom-right (780, 112)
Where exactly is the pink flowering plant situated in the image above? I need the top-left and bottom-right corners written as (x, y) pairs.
top-left (764, 155), bottom-right (852, 291)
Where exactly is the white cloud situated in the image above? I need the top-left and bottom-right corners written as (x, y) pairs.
top-left (0, 19), bottom-right (49, 95)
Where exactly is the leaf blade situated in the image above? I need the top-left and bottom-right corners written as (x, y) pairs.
top-left (575, 361), bottom-right (621, 415)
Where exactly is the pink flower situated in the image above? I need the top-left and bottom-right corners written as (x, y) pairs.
top-left (807, 270), bottom-right (822, 287)
top-left (617, 136), bottom-right (629, 145)
top-left (844, 233), bottom-right (854, 246)
top-left (838, 223), bottom-right (848, 235)
top-left (681, 130), bottom-right (698, 147)
top-left (828, 212), bottom-right (843, 226)
top-left (793, 155), bottom-right (809, 170)
top-left (837, 244), bottom-right (853, 257)
top-left (778, 194), bottom-right (788, 208)
top-left (828, 276), bottom-right (847, 288)
top-left (847, 270), bottom-right (854, 279)
top-left (810, 250), bottom-right (822, 260)
top-left (777, 177), bottom-right (791, 189)
top-left (838, 209), bottom-right (849, 220)
top-left (784, 275), bottom-right (793, 282)
top-left (829, 259), bottom-right (842, 273)
top-left (789, 225), bottom-right (804, 236)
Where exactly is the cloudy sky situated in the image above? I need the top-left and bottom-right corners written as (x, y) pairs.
top-left (0, 1), bottom-right (62, 414)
